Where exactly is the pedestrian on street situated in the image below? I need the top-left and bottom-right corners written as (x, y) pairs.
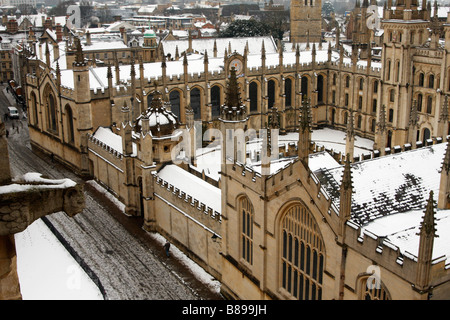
top-left (164, 240), bottom-right (171, 257)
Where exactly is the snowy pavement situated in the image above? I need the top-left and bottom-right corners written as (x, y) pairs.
top-left (3, 88), bottom-right (221, 300)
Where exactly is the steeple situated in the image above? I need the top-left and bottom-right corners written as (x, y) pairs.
top-left (409, 100), bottom-right (419, 148)
top-left (438, 95), bottom-right (449, 142)
top-left (338, 155), bottom-right (353, 242)
top-left (345, 110), bottom-right (355, 162)
top-left (415, 191), bottom-right (438, 292)
top-left (438, 142), bottom-right (450, 209)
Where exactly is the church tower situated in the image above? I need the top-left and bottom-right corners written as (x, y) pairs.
top-left (290, 0), bottom-right (322, 44)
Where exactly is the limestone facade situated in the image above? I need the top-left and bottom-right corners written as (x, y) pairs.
top-left (15, 2), bottom-right (450, 300)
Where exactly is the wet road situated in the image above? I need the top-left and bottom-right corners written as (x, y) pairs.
top-left (2, 85), bottom-right (222, 300)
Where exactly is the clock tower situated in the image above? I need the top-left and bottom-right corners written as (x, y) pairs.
top-left (290, 0), bottom-right (322, 44)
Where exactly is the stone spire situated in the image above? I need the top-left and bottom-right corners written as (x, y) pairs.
top-left (297, 98), bottom-right (312, 165)
top-left (345, 110), bottom-right (355, 162)
top-left (338, 155), bottom-right (353, 242)
top-left (438, 95), bottom-right (449, 142)
top-left (415, 191), bottom-right (438, 292)
top-left (409, 100), bottom-right (419, 148)
top-left (438, 142), bottom-right (450, 209)
top-left (220, 67), bottom-right (246, 121)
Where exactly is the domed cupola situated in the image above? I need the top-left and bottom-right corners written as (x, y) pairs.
top-left (135, 89), bottom-right (179, 138)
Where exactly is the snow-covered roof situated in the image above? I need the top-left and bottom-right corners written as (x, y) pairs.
top-left (162, 36), bottom-right (278, 59)
top-left (92, 126), bottom-right (137, 156)
top-left (316, 142), bottom-right (447, 226)
top-left (156, 164), bottom-right (221, 214)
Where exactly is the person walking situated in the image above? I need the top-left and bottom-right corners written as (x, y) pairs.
top-left (164, 240), bottom-right (171, 257)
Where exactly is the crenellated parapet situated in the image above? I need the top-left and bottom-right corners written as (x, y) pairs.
top-left (344, 219), bottom-right (450, 285)
top-left (154, 175), bottom-right (221, 229)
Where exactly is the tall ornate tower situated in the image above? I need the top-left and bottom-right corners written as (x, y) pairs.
top-left (290, 0), bottom-right (322, 44)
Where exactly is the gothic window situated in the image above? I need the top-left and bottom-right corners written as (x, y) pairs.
top-left (371, 118), bottom-right (376, 132)
top-left (317, 75), bottom-right (324, 103)
top-left (190, 87), bottom-right (201, 120)
top-left (426, 95), bottom-right (433, 114)
top-left (345, 75), bottom-right (350, 88)
top-left (268, 80), bottom-right (276, 109)
top-left (249, 81), bottom-right (258, 113)
top-left (357, 115), bottom-right (362, 128)
top-left (65, 105), bottom-right (74, 144)
top-left (388, 109), bottom-right (394, 123)
top-left (281, 203), bottom-right (324, 300)
top-left (332, 73), bottom-right (337, 86)
top-left (395, 61), bottom-right (400, 82)
top-left (418, 73), bottom-right (424, 86)
top-left (332, 90), bottom-right (336, 104)
top-left (169, 90), bottom-right (181, 120)
top-left (30, 92), bottom-right (38, 126)
top-left (344, 111), bottom-right (348, 125)
top-left (417, 93), bottom-right (423, 112)
top-left (390, 89), bottom-right (395, 102)
top-left (360, 277), bottom-right (391, 300)
top-left (372, 99), bottom-right (377, 113)
top-left (428, 74), bottom-right (434, 89)
top-left (386, 60), bottom-right (391, 80)
top-left (373, 80), bottom-right (378, 94)
top-left (47, 92), bottom-right (57, 132)
top-left (240, 196), bottom-right (254, 265)
top-left (285, 78), bottom-right (292, 107)
top-left (301, 76), bottom-right (309, 99)
top-left (359, 78), bottom-right (364, 90)
top-left (345, 93), bottom-right (349, 106)
top-left (358, 96), bottom-right (363, 109)
top-left (211, 85), bottom-right (221, 119)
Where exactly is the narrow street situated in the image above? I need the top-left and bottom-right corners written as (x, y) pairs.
top-left (1, 85), bottom-right (223, 300)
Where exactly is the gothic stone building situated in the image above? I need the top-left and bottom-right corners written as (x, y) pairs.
top-left (16, 2), bottom-right (450, 300)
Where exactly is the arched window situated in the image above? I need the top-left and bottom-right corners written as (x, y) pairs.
top-left (371, 118), bottom-right (376, 132)
top-left (169, 90), bottom-right (181, 120)
top-left (426, 95), bottom-right (433, 114)
top-left (388, 109), bottom-right (394, 122)
top-left (359, 276), bottom-right (391, 300)
top-left (190, 87), bottom-right (201, 120)
top-left (372, 99), bottom-right (377, 113)
top-left (417, 93), bottom-right (423, 112)
top-left (423, 128), bottom-right (431, 144)
top-left (386, 60), bottom-right (391, 80)
top-left (65, 105), bottom-right (74, 144)
top-left (373, 80), bottom-right (378, 94)
top-left (249, 82), bottom-right (258, 113)
top-left (317, 75), bottom-right (324, 103)
top-left (268, 80), bottom-right (276, 109)
top-left (301, 76), bottom-right (309, 99)
top-left (281, 203), bottom-right (324, 300)
top-left (390, 89), bottom-right (395, 102)
top-left (240, 196), bottom-right (254, 265)
top-left (47, 91), bottom-right (57, 132)
top-left (359, 78), bottom-right (364, 90)
top-left (418, 73), bottom-right (424, 86)
top-left (357, 115), bottom-right (362, 128)
top-left (285, 78), bottom-right (292, 107)
top-left (428, 74), bottom-right (434, 89)
top-left (211, 85), bottom-right (221, 119)
top-left (345, 75), bottom-right (350, 88)
top-left (30, 92), bottom-right (38, 126)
